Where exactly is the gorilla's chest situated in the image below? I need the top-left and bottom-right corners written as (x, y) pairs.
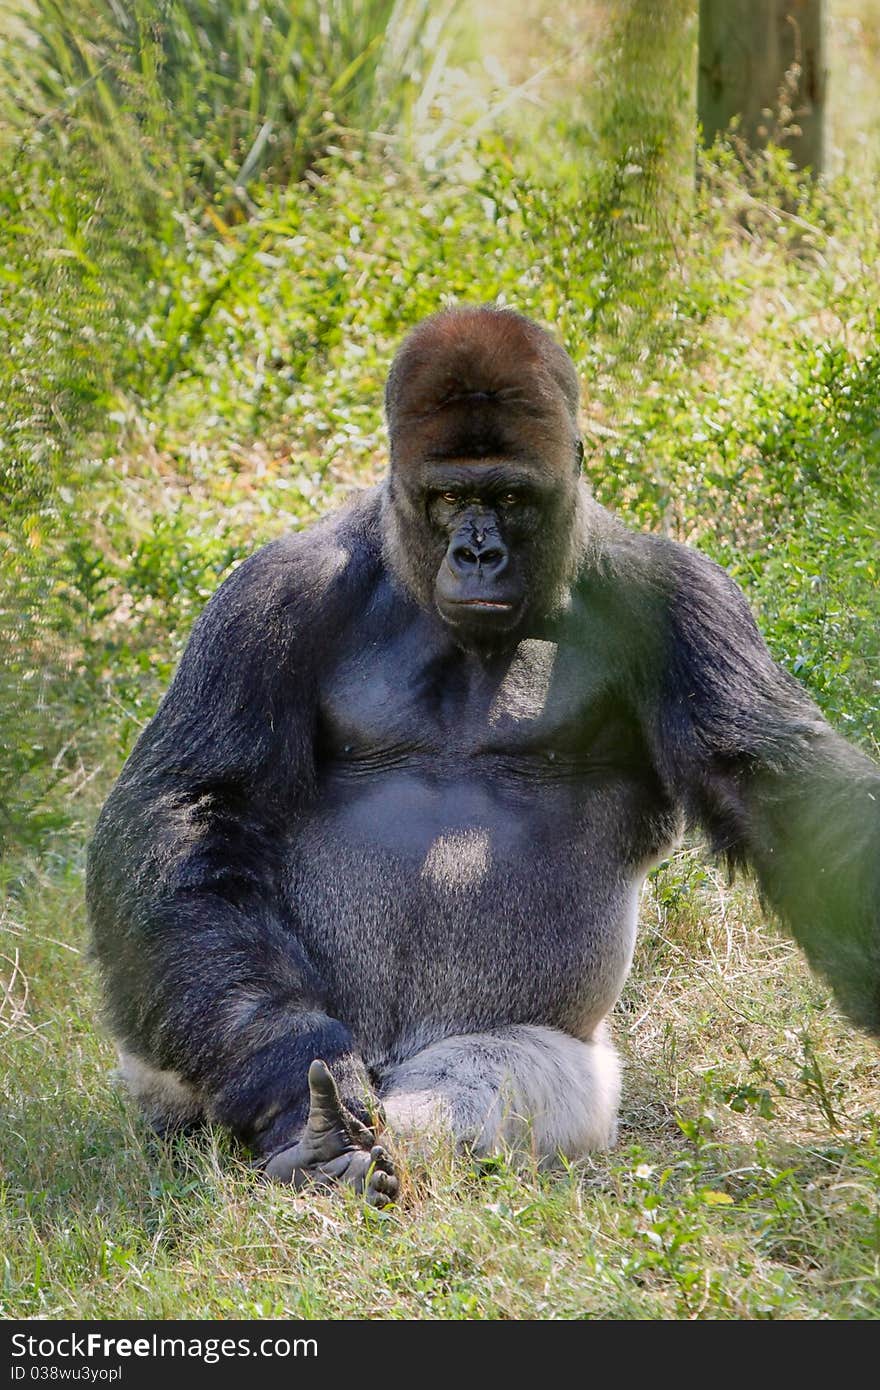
top-left (286, 623), bottom-right (670, 1057)
top-left (319, 625), bottom-right (611, 767)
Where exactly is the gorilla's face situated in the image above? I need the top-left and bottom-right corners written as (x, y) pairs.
top-left (384, 453), bottom-right (581, 649)
top-left (425, 463), bottom-right (548, 641)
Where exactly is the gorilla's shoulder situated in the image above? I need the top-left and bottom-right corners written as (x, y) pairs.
top-left (579, 508), bottom-right (823, 735)
top-left (204, 487), bottom-right (385, 631)
top-left (586, 506), bottom-right (754, 628)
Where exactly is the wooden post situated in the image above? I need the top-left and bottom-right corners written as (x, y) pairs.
top-left (698, 0), bottom-right (826, 171)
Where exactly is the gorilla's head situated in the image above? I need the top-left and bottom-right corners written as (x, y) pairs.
top-left (382, 306), bottom-right (586, 647)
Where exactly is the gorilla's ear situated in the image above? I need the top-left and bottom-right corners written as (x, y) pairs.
top-left (575, 438), bottom-right (584, 473)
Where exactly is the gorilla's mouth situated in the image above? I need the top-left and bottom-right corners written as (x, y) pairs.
top-left (456, 599), bottom-right (514, 610)
top-left (437, 595), bottom-right (524, 638)
top-left (434, 564), bottom-right (525, 639)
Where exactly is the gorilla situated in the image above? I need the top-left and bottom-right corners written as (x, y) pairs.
top-left (88, 306), bottom-right (880, 1206)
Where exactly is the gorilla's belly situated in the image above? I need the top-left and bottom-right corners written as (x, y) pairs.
top-left (285, 764), bottom-right (669, 1068)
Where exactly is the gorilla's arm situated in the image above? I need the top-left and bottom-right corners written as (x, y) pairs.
top-left (87, 538), bottom-right (375, 1157)
top-left (644, 542), bottom-right (880, 1034)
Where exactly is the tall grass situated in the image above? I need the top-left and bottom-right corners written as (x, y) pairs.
top-left (1, 0), bottom-right (447, 201)
top-left (0, 0), bottom-right (455, 494)
top-left (0, 0), bottom-right (453, 851)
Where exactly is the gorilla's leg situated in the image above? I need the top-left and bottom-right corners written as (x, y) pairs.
top-left (379, 1023), bottom-right (621, 1163)
top-left (117, 1049), bottom-right (205, 1134)
top-left (120, 1050), bottom-right (398, 1206)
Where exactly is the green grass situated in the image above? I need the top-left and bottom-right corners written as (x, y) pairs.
top-left (3, 841), bottom-right (880, 1319)
top-left (2, 0), bottom-right (879, 1320)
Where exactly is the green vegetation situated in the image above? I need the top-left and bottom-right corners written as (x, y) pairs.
top-left (1, 0), bottom-right (878, 1319)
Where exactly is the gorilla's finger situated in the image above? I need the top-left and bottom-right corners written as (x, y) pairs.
top-left (366, 1169), bottom-right (399, 1207)
top-left (369, 1143), bottom-right (395, 1174)
top-left (371, 1170), bottom-right (398, 1195)
top-left (263, 1143), bottom-right (308, 1184)
top-left (304, 1059), bottom-right (374, 1147)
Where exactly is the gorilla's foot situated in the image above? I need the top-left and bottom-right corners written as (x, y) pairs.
top-left (263, 1059), bottom-right (398, 1207)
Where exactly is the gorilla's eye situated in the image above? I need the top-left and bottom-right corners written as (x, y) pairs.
top-left (501, 492), bottom-right (521, 507)
top-left (439, 492), bottom-right (459, 505)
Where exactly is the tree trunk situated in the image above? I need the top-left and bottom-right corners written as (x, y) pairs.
top-left (698, 0), bottom-right (826, 172)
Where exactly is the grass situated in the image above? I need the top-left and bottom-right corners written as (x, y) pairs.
top-left (3, 843), bottom-right (880, 1319)
top-left (1, 0), bottom-right (879, 1320)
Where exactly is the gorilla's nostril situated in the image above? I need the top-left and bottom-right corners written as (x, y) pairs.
top-left (452, 544), bottom-right (478, 568)
top-left (481, 547), bottom-right (504, 569)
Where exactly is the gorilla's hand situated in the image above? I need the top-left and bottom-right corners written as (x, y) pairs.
top-left (262, 1059), bottom-right (398, 1207)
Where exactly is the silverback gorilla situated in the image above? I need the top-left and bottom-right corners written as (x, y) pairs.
top-left (88, 306), bottom-right (880, 1206)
